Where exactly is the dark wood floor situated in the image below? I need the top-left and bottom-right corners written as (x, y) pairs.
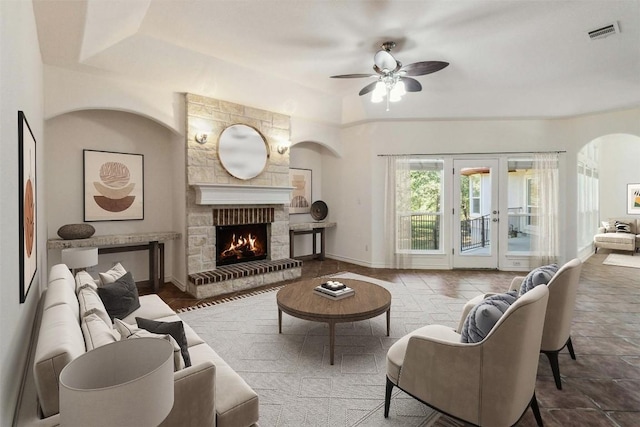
top-left (147, 251), bottom-right (640, 426)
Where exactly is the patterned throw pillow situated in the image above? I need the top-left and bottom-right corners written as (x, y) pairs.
top-left (460, 291), bottom-right (518, 343)
top-left (615, 221), bottom-right (632, 234)
top-left (519, 264), bottom-right (559, 296)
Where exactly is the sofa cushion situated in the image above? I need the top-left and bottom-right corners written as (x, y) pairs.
top-left (75, 270), bottom-right (98, 293)
top-left (114, 319), bottom-right (185, 371)
top-left (188, 343), bottom-right (260, 427)
top-left (519, 264), bottom-right (559, 295)
top-left (43, 279), bottom-right (79, 318)
top-left (77, 287), bottom-right (112, 327)
top-left (121, 294), bottom-right (176, 324)
top-left (460, 291), bottom-right (518, 343)
top-left (98, 262), bottom-right (127, 285)
top-left (48, 264), bottom-right (75, 290)
top-left (97, 272), bottom-right (141, 321)
top-left (81, 312), bottom-right (117, 351)
top-left (136, 317), bottom-right (191, 367)
top-left (33, 304), bottom-right (86, 418)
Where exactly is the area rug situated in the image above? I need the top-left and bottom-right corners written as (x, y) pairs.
top-left (602, 253), bottom-right (640, 269)
top-left (179, 272), bottom-right (469, 427)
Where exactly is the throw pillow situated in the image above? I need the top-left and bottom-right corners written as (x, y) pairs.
top-left (136, 317), bottom-right (191, 367)
top-left (460, 291), bottom-right (518, 343)
top-left (519, 264), bottom-right (559, 296)
top-left (99, 262), bottom-right (128, 285)
top-left (615, 221), bottom-right (632, 234)
top-left (601, 221), bottom-right (615, 233)
top-left (114, 319), bottom-right (184, 371)
top-left (97, 272), bottom-right (140, 321)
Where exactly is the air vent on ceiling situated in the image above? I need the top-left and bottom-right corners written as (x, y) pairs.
top-left (588, 22), bottom-right (620, 40)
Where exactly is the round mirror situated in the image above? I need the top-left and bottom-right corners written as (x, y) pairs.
top-left (217, 124), bottom-right (269, 180)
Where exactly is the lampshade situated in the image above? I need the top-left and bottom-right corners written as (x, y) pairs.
top-left (61, 247), bottom-right (98, 269)
top-left (59, 338), bottom-right (174, 427)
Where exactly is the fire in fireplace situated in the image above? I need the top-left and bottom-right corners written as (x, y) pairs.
top-left (216, 224), bottom-right (268, 266)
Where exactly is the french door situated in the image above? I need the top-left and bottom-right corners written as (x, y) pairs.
top-left (452, 159), bottom-right (501, 269)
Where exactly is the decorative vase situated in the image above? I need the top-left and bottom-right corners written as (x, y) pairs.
top-left (57, 224), bottom-right (96, 240)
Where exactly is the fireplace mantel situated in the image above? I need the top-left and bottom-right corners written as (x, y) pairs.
top-left (193, 183), bottom-right (294, 205)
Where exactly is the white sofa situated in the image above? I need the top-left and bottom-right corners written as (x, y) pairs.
top-left (33, 264), bottom-right (259, 427)
top-left (593, 218), bottom-right (640, 255)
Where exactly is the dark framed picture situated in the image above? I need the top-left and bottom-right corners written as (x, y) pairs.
top-left (289, 168), bottom-right (312, 214)
top-left (19, 111), bottom-right (37, 303)
top-left (628, 183), bottom-right (640, 215)
top-left (83, 150), bottom-right (144, 221)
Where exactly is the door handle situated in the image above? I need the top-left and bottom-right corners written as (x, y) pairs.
top-left (492, 218), bottom-right (499, 222)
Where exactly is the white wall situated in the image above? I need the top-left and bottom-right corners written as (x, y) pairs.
top-left (598, 134), bottom-right (640, 220)
top-left (45, 110), bottom-right (181, 283)
top-left (0, 2), bottom-right (44, 425)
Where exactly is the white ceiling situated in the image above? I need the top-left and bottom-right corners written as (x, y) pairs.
top-left (34, 0), bottom-right (640, 124)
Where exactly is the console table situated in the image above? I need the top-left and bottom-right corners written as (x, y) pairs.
top-left (289, 222), bottom-right (336, 260)
top-left (47, 232), bottom-right (181, 292)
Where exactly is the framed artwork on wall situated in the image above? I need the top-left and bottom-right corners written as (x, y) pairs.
top-left (628, 183), bottom-right (640, 215)
top-left (19, 111), bottom-right (37, 303)
top-left (289, 168), bottom-right (312, 214)
top-left (84, 150), bottom-right (144, 221)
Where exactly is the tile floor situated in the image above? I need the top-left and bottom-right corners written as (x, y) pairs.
top-left (148, 251), bottom-right (640, 426)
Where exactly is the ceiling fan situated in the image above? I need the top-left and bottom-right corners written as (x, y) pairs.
top-left (331, 41), bottom-right (449, 110)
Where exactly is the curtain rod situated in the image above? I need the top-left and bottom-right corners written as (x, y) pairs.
top-left (377, 150), bottom-right (566, 157)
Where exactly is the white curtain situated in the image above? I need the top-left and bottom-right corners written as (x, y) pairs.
top-left (532, 152), bottom-right (560, 266)
top-left (384, 156), bottom-right (412, 268)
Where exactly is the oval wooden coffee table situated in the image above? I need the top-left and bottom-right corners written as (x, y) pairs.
top-left (277, 278), bottom-right (391, 365)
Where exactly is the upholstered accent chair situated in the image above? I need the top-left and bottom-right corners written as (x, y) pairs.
top-left (385, 285), bottom-right (549, 427)
top-left (458, 258), bottom-right (583, 390)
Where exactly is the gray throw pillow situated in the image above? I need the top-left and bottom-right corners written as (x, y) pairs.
top-left (460, 291), bottom-right (518, 343)
top-left (97, 272), bottom-right (140, 321)
top-left (136, 317), bottom-right (191, 367)
top-left (519, 264), bottom-right (559, 296)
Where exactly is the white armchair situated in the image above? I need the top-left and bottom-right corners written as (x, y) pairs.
top-left (458, 258), bottom-right (583, 390)
top-left (385, 285), bottom-right (549, 427)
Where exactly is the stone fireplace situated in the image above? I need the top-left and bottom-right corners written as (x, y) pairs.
top-left (185, 94), bottom-right (302, 298)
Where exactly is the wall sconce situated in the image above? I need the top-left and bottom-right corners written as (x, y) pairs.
top-left (194, 132), bottom-right (208, 144)
top-left (277, 141), bottom-right (290, 155)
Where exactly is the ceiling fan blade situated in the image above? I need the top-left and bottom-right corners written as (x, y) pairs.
top-left (359, 81), bottom-right (379, 96)
top-left (330, 73), bottom-right (375, 79)
top-left (401, 61), bottom-right (449, 76)
top-left (402, 77), bottom-right (422, 92)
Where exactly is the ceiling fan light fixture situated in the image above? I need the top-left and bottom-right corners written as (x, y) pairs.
top-left (391, 80), bottom-right (406, 97)
top-left (371, 92), bottom-right (384, 103)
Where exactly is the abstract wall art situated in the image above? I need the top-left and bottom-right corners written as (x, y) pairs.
top-left (628, 183), bottom-right (640, 215)
top-left (19, 111), bottom-right (37, 303)
top-left (289, 168), bottom-right (312, 214)
top-left (84, 150), bottom-right (144, 221)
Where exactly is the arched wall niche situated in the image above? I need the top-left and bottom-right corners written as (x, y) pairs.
top-left (582, 132), bottom-right (640, 222)
top-left (291, 139), bottom-right (341, 157)
top-left (47, 107), bottom-right (184, 138)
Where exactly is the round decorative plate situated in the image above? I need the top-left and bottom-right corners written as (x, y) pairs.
top-left (310, 200), bottom-right (328, 221)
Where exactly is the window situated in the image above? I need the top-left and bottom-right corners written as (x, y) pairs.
top-left (507, 158), bottom-right (535, 252)
top-left (469, 175), bottom-right (481, 216)
top-left (526, 177), bottom-right (539, 226)
top-left (397, 158), bottom-right (443, 251)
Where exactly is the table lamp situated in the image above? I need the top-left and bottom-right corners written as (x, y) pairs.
top-left (59, 337), bottom-right (174, 427)
top-left (61, 247), bottom-right (98, 275)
